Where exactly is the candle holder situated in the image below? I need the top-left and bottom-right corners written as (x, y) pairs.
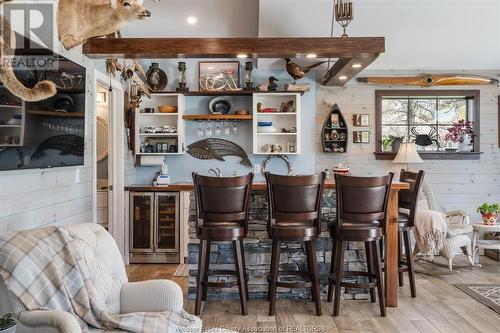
top-left (243, 61), bottom-right (255, 91)
top-left (176, 61), bottom-right (189, 92)
top-left (335, 0), bottom-right (354, 38)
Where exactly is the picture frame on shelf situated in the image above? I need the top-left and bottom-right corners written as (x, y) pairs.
top-left (353, 114), bottom-right (370, 127)
top-left (198, 61), bottom-right (240, 92)
top-left (353, 131), bottom-right (370, 143)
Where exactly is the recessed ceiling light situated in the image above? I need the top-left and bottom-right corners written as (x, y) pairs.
top-left (339, 75), bottom-right (348, 80)
top-left (187, 16), bottom-right (197, 25)
top-left (306, 53), bottom-right (317, 58)
top-left (352, 63), bottom-right (362, 68)
top-left (207, 66), bottom-right (214, 70)
top-left (237, 54), bottom-right (247, 59)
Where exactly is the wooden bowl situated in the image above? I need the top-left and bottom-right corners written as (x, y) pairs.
top-left (158, 105), bottom-right (177, 113)
top-left (234, 110), bottom-right (250, 115)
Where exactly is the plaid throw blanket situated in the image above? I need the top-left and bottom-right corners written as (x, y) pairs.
top-left (0, 226), bottom-right (201, 333)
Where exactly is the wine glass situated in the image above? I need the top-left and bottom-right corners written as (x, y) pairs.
top-left (196, 121), bottom-right (204, 137)
top-left (215, 120), bottom-right (221, 136)
top-left (205, 120), bottom-right (213, 137)
top-left (232, 122), bottom-right (238, 136)
top-left (224, 121), bottom-right (230, 136)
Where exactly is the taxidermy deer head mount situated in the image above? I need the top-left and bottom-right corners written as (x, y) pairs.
top-left (58, 0), bottom-right (156, 50)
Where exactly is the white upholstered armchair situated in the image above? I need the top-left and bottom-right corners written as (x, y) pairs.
top-left (0, 224), bottom-right (185, 333)
top-left (414, 181), bottom-right (474, 270)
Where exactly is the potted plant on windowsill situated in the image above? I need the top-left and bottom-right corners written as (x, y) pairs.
top-left (477, 203), bottom-right (500, 225)
top-left (0, 313), bottom-right (16, 333)
top-left (445, 120), bottom-right (475, 152)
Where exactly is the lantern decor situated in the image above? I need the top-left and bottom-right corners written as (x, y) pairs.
top-left (335, 0), bottom-right (354, 38)
top-left (176, 61), bottom-right (189, 92)
top-left (146, 62), bottom-right (168, 92)
top-left (244, 61), bottom-right (255, 91)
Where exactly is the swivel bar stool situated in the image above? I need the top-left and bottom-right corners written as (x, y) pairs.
top-left (396, 169), bottom-right (424, 297)
top-left (265, 171), bottom-right (326, 316)
top-left (192, 172), bottom-right (253, 315)
top-left (327, 173), bottom-right (394, 317)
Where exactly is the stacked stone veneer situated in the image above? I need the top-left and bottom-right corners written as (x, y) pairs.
top-left (188, 190), bottom-right (370, 300)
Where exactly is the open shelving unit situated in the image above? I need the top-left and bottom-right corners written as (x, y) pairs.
top-left (253, 93), bottom-right (301, 155)
top-left (0, 87), bottom-right (25, 147)
top-left (321, 103), bottom-right (348, 153)
top-left (135, 93), bottom-right (184, 157)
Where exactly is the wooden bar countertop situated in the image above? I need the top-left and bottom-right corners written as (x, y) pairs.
top-left (125, 181), bottom-right (410, 192)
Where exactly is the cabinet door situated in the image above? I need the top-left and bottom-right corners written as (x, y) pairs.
top-left (130, 193), bottom-right (154, 252)
top-left (155, 193), bottom-right (179, 252)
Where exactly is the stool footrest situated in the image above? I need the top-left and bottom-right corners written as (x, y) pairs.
top-left (276, 281), bottom-right (313, 289)
top-left (329, 271), bottom-right (377, 280)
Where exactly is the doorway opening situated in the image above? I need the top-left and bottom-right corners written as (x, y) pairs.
top-left (96, 84), bottom-right (111, 231)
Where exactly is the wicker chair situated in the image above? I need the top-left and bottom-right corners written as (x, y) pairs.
top-left (413, 180), bottom-right (474, 271)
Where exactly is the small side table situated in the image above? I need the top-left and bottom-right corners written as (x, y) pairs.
top-left (472, 223), bottom-right (500, 265)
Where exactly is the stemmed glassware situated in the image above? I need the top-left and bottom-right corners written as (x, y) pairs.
top-left (197, 120), bottom-right (239, 137)
top-left (214, 120), bottom-right (221, 136)
top-left (197, 121), bottom-right (204, 137)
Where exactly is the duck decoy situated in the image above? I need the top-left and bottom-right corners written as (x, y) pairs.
top-left (257, 76), bottom-right (279, 92)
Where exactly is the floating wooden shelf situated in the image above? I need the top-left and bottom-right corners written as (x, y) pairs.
top-left (27, 110), bottom-right (85, 118)
top-left (152, 90), bottom-right (304, 96)
top-left (83, 37), bottom-right (385, 86)
top-left (182, 114), bottom-right (252, 121)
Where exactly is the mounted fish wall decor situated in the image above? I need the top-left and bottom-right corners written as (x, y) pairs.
top-left (187, 138), bottom-right (252, 168)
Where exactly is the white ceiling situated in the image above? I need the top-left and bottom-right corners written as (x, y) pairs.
top-left (122, 0), bottom-right (500, 70)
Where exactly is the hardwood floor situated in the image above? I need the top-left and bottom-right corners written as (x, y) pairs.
top-left (127, 257), bottom-right (500, 332)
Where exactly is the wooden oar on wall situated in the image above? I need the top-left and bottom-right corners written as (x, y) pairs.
top-left (357, 74), bottom-right (499, 87)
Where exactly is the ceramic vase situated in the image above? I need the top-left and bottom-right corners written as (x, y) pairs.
top-left (458, 134), bottom-right (472, 152)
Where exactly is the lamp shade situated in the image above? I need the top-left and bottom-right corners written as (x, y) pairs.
top-left (392, 143), bottom-right (423, 164)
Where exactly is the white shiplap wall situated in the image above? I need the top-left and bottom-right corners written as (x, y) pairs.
top-left (316, 72), bottom-right (500, 221)
top-left (0, 49), bottom-right (96, 233)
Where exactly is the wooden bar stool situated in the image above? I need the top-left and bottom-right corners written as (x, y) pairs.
top-left (265, 172), bottom-right (326, 317)
top-left (395, 169), bottom-right (425, 298)
top-left (327, 173), bottom-right (394, 317)
top-left (192, 172), bottom-right (253, 316)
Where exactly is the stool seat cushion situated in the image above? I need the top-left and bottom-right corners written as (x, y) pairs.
top-left (198, 225), bottom-right (245, 240)
top-left (271, 224), bottom-right (317, 240)
top-left (329, 220), bottom-right (383, 241)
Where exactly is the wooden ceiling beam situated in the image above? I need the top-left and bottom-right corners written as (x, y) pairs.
top-left (82, 37), bottom-right (384, 59)
top-left (320, 55), bottom-right (379, 86)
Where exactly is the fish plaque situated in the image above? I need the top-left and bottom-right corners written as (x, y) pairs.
top-left (187, 138), bottom-right (252, 168)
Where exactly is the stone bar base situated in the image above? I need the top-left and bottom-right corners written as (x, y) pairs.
top-left (188, 190), bottom-right (371, 300)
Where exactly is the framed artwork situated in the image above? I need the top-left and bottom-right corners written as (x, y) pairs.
top-left (353, 114), bottom-right (370, 127)
top-left (198, 61), bottom-right (240, 91)
top-left (353, 131), bottom-right (370, 143)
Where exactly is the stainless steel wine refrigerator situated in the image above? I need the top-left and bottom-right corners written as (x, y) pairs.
top-left (129, 192), bottom-right (180, 263)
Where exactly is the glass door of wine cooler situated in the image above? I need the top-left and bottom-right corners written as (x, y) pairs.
top-left (130, 192), bottom-right (154, 252)
top-left (154, 193), bottom-right (179, 252)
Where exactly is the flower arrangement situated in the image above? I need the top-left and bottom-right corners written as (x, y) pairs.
top-left (0, 313), bottom-right (16, 332)
top-left (444, 120), bottom-right (475, 143)
top-left (476, 202), bottom-right (500, 225)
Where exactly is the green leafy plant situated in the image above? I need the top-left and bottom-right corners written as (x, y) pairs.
top-left (476, 203), bottom-right (500, 215)
top-left (0, 313), bottom-right (16, 330)
top-left (380, 135), bottom-right (405, 151)
top-left (380, 135), bottom-right (393, 151)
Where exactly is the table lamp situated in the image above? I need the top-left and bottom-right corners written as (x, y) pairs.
top-left (392, 142), bottom-right (423, 171)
